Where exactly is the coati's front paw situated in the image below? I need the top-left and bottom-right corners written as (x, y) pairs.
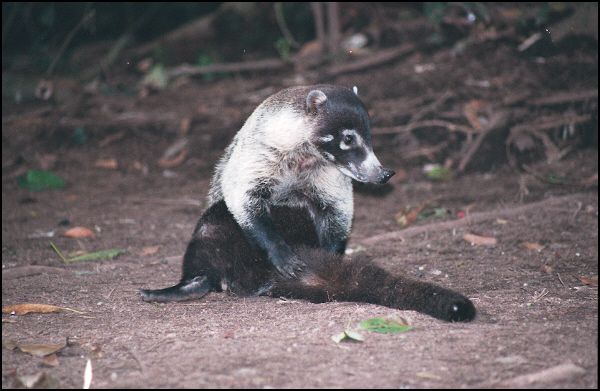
top-left (271, 252), bottom-right (305, 278)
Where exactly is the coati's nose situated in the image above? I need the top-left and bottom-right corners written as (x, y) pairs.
top-left (378, 168), bottom-right (395, 184)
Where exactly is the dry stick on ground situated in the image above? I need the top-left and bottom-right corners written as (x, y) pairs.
top-left (528, 89), bottom-right (598, 106)
top-left (46, 5), bottom-right (94, 77)
top-left (410, 91), bottom-right (453, 123)
top-left (274, 2), bottom-right (300, 48)
top-left (325, 44), bottom-right (416, 77)
top-left (82, 5), bottom-right (160, 81)
top-left (166, 58), bottom-right (291, 79)
top-left (326, 2), bottom-right (341, 55)
top-left (457, 110), bottom-right (511, 173)
top-left (373, 119), bottom-right (475, 136)
top-left (131, 5), bottom-right (223, 59)
top-left (310, 2), bottom-right (326, 56)
top-left (493, 363), bottom-right (586, 388)
top-left (360, 193), bottom-right (592, 246)
top-left (166, 44), bottom-right (415, 80)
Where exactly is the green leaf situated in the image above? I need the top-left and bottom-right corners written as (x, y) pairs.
top-left (423, 164), bottom-right (453, 181)
top-left (65, 249), bottom-right (125, 264)
top-left (359, 318), bottom-right (413, 334)
top-left (142, 64), bottom-right (168, 89)
top-left (17, 170), bottom-right (65, 191)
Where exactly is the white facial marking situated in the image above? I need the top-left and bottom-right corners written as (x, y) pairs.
top-left (319, 135), bottom-right (334, 143)
top-left (323, 151), bottom-right (335, 161)
top-left (361, 149), bottom-right (382, 171)
top-left (352, 86), bottom-right (358, 96)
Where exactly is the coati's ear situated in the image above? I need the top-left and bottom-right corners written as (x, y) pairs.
top-left (306, 90), bottom-right (327, 113)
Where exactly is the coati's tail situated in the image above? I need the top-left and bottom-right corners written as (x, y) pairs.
top-left (272, 247), bottom-right (476, 322)
top-left (140, 276), bottom-right (212, 303)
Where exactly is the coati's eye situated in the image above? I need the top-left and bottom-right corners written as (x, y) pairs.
top-left (343, 134), bottom-right (355, 145)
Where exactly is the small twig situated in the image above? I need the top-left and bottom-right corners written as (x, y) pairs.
top-left (47, 4), bottom-right (95, 77)
top-left (532, 288), bottom-right (549, 302)
top-left (326, 2), bottom-right (341, 55)
top-left (410, 92), bottom-right (453, 123)
top-left (50, 241), bottom-right (69, 264)
top-left (311, 2), bottom-right (326, 56)
top-left (557, 273), bottom-right (567, 289)
top-left (2, 2), bottom-right (21, 48)
top-left (274, 2), bottom-right (300, 48)
top-left (570, 201), bottom-right (583, 223)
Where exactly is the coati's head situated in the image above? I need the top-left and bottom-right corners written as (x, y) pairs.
top-left (307, 86), bottom-right (395, 184)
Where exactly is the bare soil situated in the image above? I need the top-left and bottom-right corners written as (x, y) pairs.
top-left (2, 34), bottom-right (598, 388)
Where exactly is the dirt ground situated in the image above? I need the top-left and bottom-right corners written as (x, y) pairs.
top-left (2, 25), bottom-right (598, 388)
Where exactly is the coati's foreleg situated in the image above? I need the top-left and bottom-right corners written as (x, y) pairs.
top-left (310, 204), bottom-right (351, 255)
top-left (272, 247), bottom-right (476, 322)
top-left (226, 183), bottom-right (306, 278)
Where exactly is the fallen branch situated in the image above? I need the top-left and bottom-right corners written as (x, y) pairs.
top-left (495, 363), bottom-right (586, 388)
top-left (131, 5), bottom-right (222, 58)
top-left (58, 111), bottom-right (179, 130)
top-left (510, 113), bottom-right (592, 133)
top-left (360, 193), bottom-right (592, 246)
top-left (326, 44), bottom-right (415, 77)
top-left (2, 266), bottom-right (72, 280)
top-left (457, 110), bottom-right (511, 173)
top-left (166, 58), bottom-right (290, 79)
top-left (529, 89), bottom-right (598, 106)
top-left (373, 120), bottom-right (475, 135)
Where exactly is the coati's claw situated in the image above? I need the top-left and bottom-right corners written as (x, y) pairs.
top-left (273, 255), bottom-right (305, 279)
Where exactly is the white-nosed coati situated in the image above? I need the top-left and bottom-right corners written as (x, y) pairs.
top-left (140, 85), bottom-right (476, 322)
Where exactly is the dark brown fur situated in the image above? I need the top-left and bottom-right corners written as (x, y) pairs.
top-left (140, 200), bottom-right (475, 322)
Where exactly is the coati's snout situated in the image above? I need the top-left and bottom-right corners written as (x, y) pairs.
top-left (336, 147), bottom-right (395, 184)
top-left (308, 87), bottom-right (394, 184)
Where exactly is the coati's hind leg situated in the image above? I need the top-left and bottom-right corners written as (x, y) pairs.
top-left (140, 276), bottom-right (211, 302)
top-left (272, 247), bottom-right (476, 322)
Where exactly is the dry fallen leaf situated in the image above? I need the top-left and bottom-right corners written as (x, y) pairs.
top-left (523, 242), bottom-right (545, 252)
top-left (63, 226), bottom-right (95, 238)
top-left (18, 342), bottom-right (66, 357)
top-left (2, 303), bottom-right (64, 315)
top-left (42, 354), bottom-right (60, 367)
top-left (395, 205), bottom-right (425, 228)
top-left (158, 138), bottom-right (189, 168)
top-left (464, 100), bottom-right (486, 131)
top-left (158, 148), bottom-right (188, 168)
top-left (139, 246), bottom-right (160, 256)
top-left (541, 264), bottom-right (554, 274)
top-left (577, 275), bottom-right (598, 286)
top-left (463, 233), bottom-right (497, 246)
top-left (2, 303), bottom-right (84, 315)
top-left (94, 158), bottom-right (118, 170)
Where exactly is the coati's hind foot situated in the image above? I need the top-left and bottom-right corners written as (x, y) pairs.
top-left (140, 276), bottom-right (212, 303)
